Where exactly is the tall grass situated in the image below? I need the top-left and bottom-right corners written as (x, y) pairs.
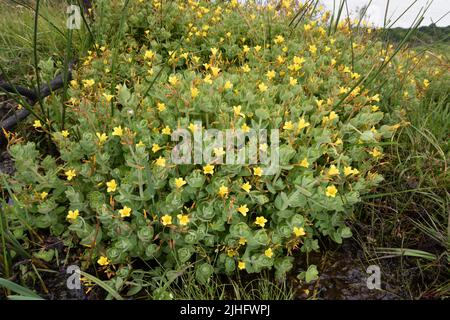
top-left (356, 54), bottom-right (449, 298)
top-left (0, 1), bottom-right (70, 81)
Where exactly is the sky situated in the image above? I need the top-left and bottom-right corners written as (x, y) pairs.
top-left (320, 0), bottom-right (450, 27)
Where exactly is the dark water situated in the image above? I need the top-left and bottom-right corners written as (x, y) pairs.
top-left (293, 241), bottom-right (406, 300)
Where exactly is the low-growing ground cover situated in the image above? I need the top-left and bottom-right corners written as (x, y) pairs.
top-left (0, 0), bottom-right (448, 300)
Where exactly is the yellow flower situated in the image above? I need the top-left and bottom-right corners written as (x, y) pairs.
top-left (370, 94), bottom-right (380, 102)
top-left (175, 177), bottom-right (187, 189)
top-left (203, 74), bottom-right (213, 84)
top-left (351, 72), bottom-right (360, 80)
top-left (309, 45), bottom-right (317, 54)
top-left (274, 35), bottom-right (284, 44)
top-left (203, 164), bottom-right (215, 175)
top-left (102, 93), bottom-right (114, 102)
top-left (241, 123), bottom-right (250, 133)
top-left (293, 227), bottom-right (306, 237)
top-left (214, 147), bottom-right (225, 157)
top-left (327, 165), bottom-right (340, 176)
top-left (423, 79), bottom-right (430, 88)
top-left (112, 126), bottom-right (123, 136)
top-left (339, 86), bottom-right (349, 94)
top-left (264, 248), bottom-right (273, 258)
top-left (325, 185), bottom-right (338, 198)
top-left (224, 80), bottom-right (233, 90)
top-left (33, 120), bottom-right (42, 128)
top-left (266, 70), bottom-right (276, 80)
top-left (106, 179), bottom-right (117, 193)
top-left (61, 130), bottom-right (70, 138)
top-left (343, 66), bottom-right (351, 74)
top-left (218, 185), bottom-right (229, 198)
top-left (253, 167), bottom-right (263, 176)
top-left (239, 237), bottom-right (247, 245)
top-left (255, 216), bottom-right (267, 228)
top-left (293, 56), bottom-right (305, 65)
top-left (97, 256), bottom-right (110, 266)
top-left (344, 166), bottom-right (359, 176)
top-left (241, 182), bottom-right (252, 193)
top-left (152, 143), bottom-right (161, 153)
top-left (96, 132), bottom-right (108, 143)
top-left (283, 121), bottom-right (294, 131)
top-left (157, 102), bottom-right (166, 112)
top-left (191, 87), bottom-right (199, 98)
top-left (328, 111), bottom-right (338, 121)
top-left (297, 118), bottom-right (310, 130)
top-left (254, 45), bottom-right (261, 52)
top-left (289, 77), bottom-right (298, 86)
top-left (119, 206), bottom-right (132, 218)
top-left (238, 204), bottom-right (249, 216)
top-left (233, 105), bottom-right (244, 117)
top-left (258, 82), bottom-right (268, 92)
top-left (162, 126), bottom-right (172, 135)
top-left (65, 169), bottom-right (77, 181)
top-left (210, 47), bottom-right (219, 56)
top-left (189, 123), bottom-right (200, 133)
top-left (161, 214), bottom-right (172, 226)
top-left (168, 75), bottom-right (179, 86)
top-left (155, 156), bottom-right (166, 167)
top-left (227, 249), bottom-right (237, 257)
top-left (144, 50), bottom-right (155, 60)
top-left (299, 158), bottom-right (309, 168)
top-left (369, 147), bottom-right (383, 158)
top-left (241, 64), bottom-right (251, 73)
top-left (372, 105), bottom-right (380, 112)
top-left (210, 66), bottom-right (221, 77)
top-left (238, 261), bottom-right (246, 270)
top-left (40, 192), bottom-right (48, 200)
top-left (136, 140), bottom-right (145, 148)
top-left (276, 55), bottom-right (285, 64)
top-left (177, 214), bottom-right (190, 226)
top-left (70, 80), bottom-right (78, 88)
top-left (66, 209), bottom-right (79, 220)
top-left (82, 79), bottom-right (95, 88)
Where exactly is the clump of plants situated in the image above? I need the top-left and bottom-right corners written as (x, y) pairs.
top-left (1, 0), bottom-right (437, 297)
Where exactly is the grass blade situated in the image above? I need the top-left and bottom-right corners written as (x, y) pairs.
top-left (0, 278), bottom-right (44, 299)
top-left (79, 270), bottom-right (123, 300)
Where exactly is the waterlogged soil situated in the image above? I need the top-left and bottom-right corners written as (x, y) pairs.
top-left (22, 238), bottom-right (412, 300)
top-left (293, 240), bottom-right (404, 300)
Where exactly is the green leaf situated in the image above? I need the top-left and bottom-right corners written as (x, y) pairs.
top-left (298, 265), bottom-right (319, 283)
top-left (275, 192), bottom-right (289, 210)
top-left (33, 249), bottom-right (55, 262)
top-left (79, 271), bottom-right (123, 300)
top-left (195, 263), bottom-right (214, 285)
top-left (340, 226), bottom-right (353, 238)
top-left (0, 278), bottom-right (43, 300)
top-left (255, 108), bottom-right (270, 120)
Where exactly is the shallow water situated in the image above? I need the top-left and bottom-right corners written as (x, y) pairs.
top-left (294, 241), bottom-right (406, 300)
